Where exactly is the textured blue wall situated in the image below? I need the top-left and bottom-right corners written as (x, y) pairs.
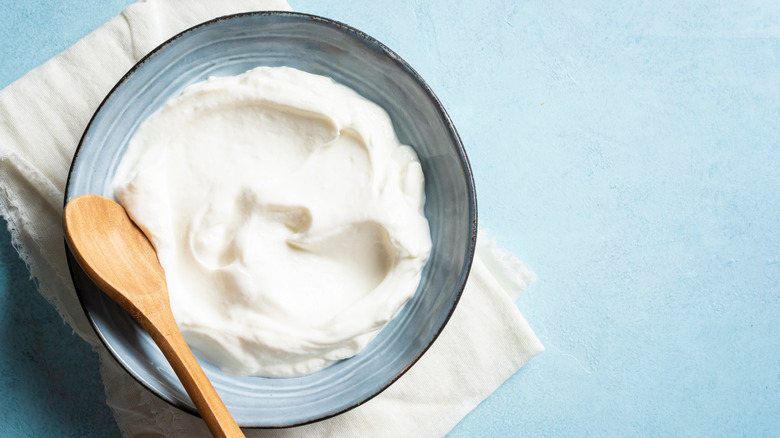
top-left (1, 0), bottom-right (778, 436)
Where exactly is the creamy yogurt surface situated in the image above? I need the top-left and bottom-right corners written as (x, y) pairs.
top-left (113, 66), bottom-right (431, 377)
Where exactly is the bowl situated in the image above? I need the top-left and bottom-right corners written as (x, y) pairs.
top-left (65, 11), bottom-right (476, 427)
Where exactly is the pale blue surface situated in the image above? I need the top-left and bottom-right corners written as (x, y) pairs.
top-left (1, 0), bottom-right (779, 436)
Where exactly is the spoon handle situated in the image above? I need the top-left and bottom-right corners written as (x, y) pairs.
top-left (138, 308), bottom-right (245, 438)
top-left (63, 195), bottom-right (244, 437)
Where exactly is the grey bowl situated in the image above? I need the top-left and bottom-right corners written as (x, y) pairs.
top-left (65, 11), bottom-right (476, 428)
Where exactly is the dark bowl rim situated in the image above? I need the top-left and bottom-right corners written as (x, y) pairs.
top-left (63, 10), bottom-right (478, 429)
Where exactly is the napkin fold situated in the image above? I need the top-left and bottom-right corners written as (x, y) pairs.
top-left (0, 1), bottom-right (543, 436)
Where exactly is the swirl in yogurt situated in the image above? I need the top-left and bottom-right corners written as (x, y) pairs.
top-left (113, 67), bottom-right (431, 377)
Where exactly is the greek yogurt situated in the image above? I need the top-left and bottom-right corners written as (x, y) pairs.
top-left (112, 67), bottom-right (431, 377)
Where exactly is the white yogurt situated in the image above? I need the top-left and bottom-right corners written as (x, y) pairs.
top-left (112, 67), bottom-right (431, 377)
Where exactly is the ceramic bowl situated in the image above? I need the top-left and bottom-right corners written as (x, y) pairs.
top-left (65, 11), bottom-right (476, 427)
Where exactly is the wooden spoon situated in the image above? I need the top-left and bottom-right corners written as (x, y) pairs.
top-left (63, 194), bottom-right (245, 438)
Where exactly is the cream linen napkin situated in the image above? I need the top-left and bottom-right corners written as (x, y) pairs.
top-left (0, 0), bottom-right (544, 436)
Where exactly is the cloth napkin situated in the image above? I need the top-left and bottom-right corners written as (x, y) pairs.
top-left (0, 0), bottom-right (544, 436)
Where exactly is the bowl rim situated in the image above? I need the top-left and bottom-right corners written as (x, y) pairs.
top-left (64, 10), bottom-right (478, 428)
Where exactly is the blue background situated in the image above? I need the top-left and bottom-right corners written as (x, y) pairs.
top-left (1, 1), bottom-right (778, 436)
